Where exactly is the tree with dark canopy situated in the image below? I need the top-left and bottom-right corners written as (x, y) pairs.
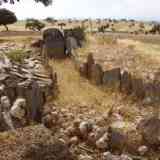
top-left (0, 0), bottom-right (52, 6)
top-left (25, 18), bottom-right (45, 31)
top-left (0, 8), bottom-right (17, 31)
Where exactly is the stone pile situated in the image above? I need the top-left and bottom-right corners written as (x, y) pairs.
top-left (0, 125), bottom-right (74, 160)
top-left (0, 52), bottom-right (56, 131)
top-left (35, 104), bottom-right (155, 160)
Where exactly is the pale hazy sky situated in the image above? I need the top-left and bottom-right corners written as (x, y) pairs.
top-left (1, 0), bottom-right (160, 21)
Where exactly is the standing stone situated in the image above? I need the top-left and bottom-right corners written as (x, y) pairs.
top-left (87, 53), bottom-right (95, 79)
top-left (102, 68), bottom-right (121, 90)
top-left (79, 62), bottom-right (88, 78)
top-left (66, 36), bottom-right (78, 56)
top-left (131, 78), bottom-right (145, 99)
top-left (91, 63), bottom-right (103, 85)
top-left (120, 71), bottom-right (132, 94)
top-left (42, 28), bottom-right (65, 59)
top-left (17, 80), bottom-right (45, 122)
top-left (143, 82), bottom-right (155, 104)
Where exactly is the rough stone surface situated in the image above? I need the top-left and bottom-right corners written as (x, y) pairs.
top-left (108, 128), bottom-right (127, 153)
top-left (79, 62), bottom-right (88, 78)
top-left (137, 117), bottom-right (160, 147)
top-left (66, 36), bottom-right (78, 56)
top-left (31, 39), bottom-right (43, 48)
top-left (42, 28), bottom-right (65, 59)
top-left (0, 49), bottom-right (55, 131)
top-left (87, 53), bottom-right (95, 79)
top-left (120, 71), bottom-right (132, 94)
top-left (91, 63), bottom-right (103, 85)
top-left (103, 68), bottom-right (121, 90)
top-left (0, 125), bottom-right (74, 160)
top-left (131, 78), bottom-right (145, 99)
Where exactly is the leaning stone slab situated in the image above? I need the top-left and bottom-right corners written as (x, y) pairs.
top-left (102, 68), bottom-right (121, 90)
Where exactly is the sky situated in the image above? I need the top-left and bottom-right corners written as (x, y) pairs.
top-left (1, 0), bottom-right (160, 21)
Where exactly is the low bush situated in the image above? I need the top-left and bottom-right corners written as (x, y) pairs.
top-left (7, 49), bottom-right (30, 63)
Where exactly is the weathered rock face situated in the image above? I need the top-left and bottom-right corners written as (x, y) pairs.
top-left (66, 36), bottom-right (78, 56)
top-left (42, 28), bottom-right (65, 59)
top-left (79, 62), bottom-right (88, 78)
top-left (120, 71), bottom-right (132, 94)
top-left (64, 27), bottom-right (85, 47)
top-left (31, 39), bottom-right (44, 48)
top-left (108, 128), bottom-right (127, 153)
top-left (143, 81), bottom-right (160, 105)
top-left (137, 117), bottom-right (160, 147)
top-left (0, 53), bottom-right (55, 131)
top-left (131, 78), bottom-right (145, 99)
top-left (91, 64), bottom-right (103, 85)
top-left (87, 53), bottom-right (95, 79)
top-left (103, 68), bottom-right (121, 90)
top-left (0, 125), bottom-right (74, 160)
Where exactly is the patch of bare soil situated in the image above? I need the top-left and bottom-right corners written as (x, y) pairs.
top-left (0, 31), bottom-right (40, 37)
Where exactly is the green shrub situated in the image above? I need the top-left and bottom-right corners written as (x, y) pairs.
top-left (7, 49), bottom-right (30, 63)
top-left (98, 24), bottom-right (109, 33)
top-left (25, 18), bottom-right (45, 31)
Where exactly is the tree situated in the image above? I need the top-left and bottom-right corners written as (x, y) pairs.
top-left (58, 23), bottom-right (66, 30)
top-left (45, 17), bottom-right (57, 25)
top-left (25, 19), bottom-right (45, 31)
top-left (0, 8), bottom-right (17, 31)
top-left (0, 0), bottom-right (52, 6)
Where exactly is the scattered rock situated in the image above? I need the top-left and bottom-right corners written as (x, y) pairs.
top-left (96, 132), bottom-right (108, 150)
top-left (137, 117), bottom-right (160, 147)
top-left (69, 136), bottom-right (79, 146)
top-left (108, 128), bottom-right (126, 153)
top-left (0, 125), bottom-right (74, 160)
top-left (79, 154), bottom-right (93, 160)
top-left (138, 145), bottom-right (148, 156)
top-left (79, 121), bottom-right (93, 138)
top-left (10, 98), bottom-right (26, 120)
top-left (31, 39), bottom-right (43, 48)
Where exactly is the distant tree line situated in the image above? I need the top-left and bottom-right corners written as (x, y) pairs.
top-left (0, 0), bottom-right (52, 6)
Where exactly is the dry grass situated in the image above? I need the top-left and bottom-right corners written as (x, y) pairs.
top-left (49, 59), bottom-right (121, 112)
top-left (96, 35), bottom-right (117, 45)
top-left (48, 58), bottom-right (146, 124)
top-left (118, 38), bottom-right (160, 63)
